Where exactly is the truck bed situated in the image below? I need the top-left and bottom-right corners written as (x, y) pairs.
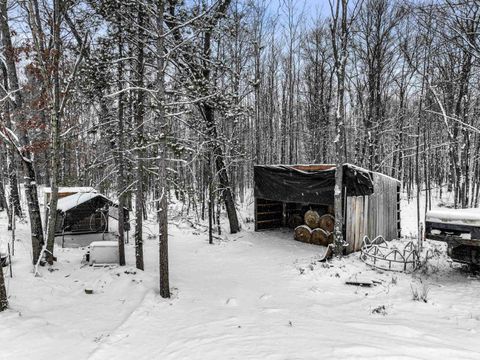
top-left (425, 208), bottom-right (480, 266)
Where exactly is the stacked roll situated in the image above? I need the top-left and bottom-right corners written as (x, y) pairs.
top-left (294, 211), bottom-right (335, 246)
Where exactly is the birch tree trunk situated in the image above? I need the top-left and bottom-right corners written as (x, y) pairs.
top-left (0, 62), bottom-right (21, 220)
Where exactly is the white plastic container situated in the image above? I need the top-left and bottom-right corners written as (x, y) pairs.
top-left (89, 241), bottom-right (119, 265)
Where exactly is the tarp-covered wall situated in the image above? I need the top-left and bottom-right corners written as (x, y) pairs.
top-left (254, 164), bottom-right (374, 205)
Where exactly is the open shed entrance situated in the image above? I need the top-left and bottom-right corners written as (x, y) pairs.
top-left (254, 164), bottom-right (401, 254)
top-left (52, 193), bottom-right (130, 235)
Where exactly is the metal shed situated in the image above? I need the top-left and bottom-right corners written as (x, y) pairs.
top-left (253, 164), bottom-right (401, 254)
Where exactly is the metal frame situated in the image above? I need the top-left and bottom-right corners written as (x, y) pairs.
top-left (360, 235), bottom-right (419, 272)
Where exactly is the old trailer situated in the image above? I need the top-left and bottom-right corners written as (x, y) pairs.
top-left (253, 164), bottom-right (401, 254)
top-left (425, 208), bottom-right (480, 267)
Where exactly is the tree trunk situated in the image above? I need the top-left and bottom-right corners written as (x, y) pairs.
top-left (45, 0), bottom-right (62, 264)
top-left (116, 13), bottom-right (126, 266)
top-left (0, 176), bottom-right (7, 212)
top-left (157, 0), bottom-right (170, 298)
top-left (208, 153), bottom-right (213, 244)
top-left (134, 4), bottom-right (145, 271)
top-left (0, 56), bottom-right (21, 218)
top-left (331, 0), bottom-right (349, 257)
top-left (204, 104), bottom-right (240, 234)
top-left (24, 161), bottom-right (44, 264)
top-left (0, 261), bottom-right (7, 311)
top-left (0, 0), bottom-right (44, 264)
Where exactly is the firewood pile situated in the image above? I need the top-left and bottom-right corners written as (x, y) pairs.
top-left (293, 210), bottom-right (334, 246)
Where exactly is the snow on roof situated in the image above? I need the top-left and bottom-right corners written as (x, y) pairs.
top-left (342, 163), bottom-right (401, 184)
top-left (259, 163), bottom-right (400, 182)
top-left (89, 241), bottom-right (118, 248)
top-left (44, 187), bottom-right (97, 194)
top-left (371, 171), bottom-right (401, 184)
top-left (426, 208), bottom-right (480, 226)
top-left (56, 192), bottom-right (111, 213)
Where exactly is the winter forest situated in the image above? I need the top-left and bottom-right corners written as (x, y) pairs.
top-left (2, 0), bottom-right (480, 358)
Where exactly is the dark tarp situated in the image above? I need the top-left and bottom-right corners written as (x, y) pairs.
top-left (254, 164), bottom-right (374, 205)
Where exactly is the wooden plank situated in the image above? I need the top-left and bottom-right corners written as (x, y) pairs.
top-left (378, 175), bottom-right (383, 238)
top-left (256, 203), bottom-right (283, 208)
top-left (349, 197), bottom-right (356, 254)
top-left (353, 196), bottom-right (359, 251)
top-left (362, 173), bottom-right (401, 242)
top-left (256, 219), bottom-right (283, 224)
top-left (350, 197), bottom-right (355, 252)
top-left (346, 197), bottom-right (354, 254)
top-left (254, 198), bottom-right (258, 231)
top-left (292, 164), bottom-right (336, 171)
top-left (353, 196), bottom-right (361, 251)
top-left (351, 197), bottom-right (358, 253)
top-left (360, 196), bottom-right (365, 248)
top-left (390, 180), bottom-right (394, 239)
top-left (355, 196), bottom-right (361, 251)
top-left (256, 211), bottom-right (283, 216)
top-left (397, 184), bottom-right (402, 238)
top-left (363, 196), bottom-right (369, 243)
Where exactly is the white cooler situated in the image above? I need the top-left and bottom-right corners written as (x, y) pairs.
top-left (89, 241), bottom-right (119, 265)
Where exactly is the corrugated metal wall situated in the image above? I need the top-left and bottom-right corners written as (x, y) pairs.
top-left (346, 173), bottom-right (400, 253)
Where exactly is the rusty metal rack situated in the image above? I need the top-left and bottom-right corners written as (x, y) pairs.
top-left (360, 235), bottom-right (419, 272)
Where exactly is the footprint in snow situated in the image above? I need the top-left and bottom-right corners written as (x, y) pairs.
top-left (259, 294), bottom-right (271, 300)
top-left (226, 298), bottom-right (238, 306)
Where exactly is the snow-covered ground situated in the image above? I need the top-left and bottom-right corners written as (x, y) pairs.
top-left (1, 194), bottom-right (480, 359)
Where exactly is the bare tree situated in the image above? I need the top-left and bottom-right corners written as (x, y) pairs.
top-left (330, 0), bottom-right (354, 256)
top-left (0, 0), bottom-right (44, 265)
top-left (156, 0), bottom-right (170, 298)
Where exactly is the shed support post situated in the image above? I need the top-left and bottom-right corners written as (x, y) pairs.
top-left (397, 184), bottom-right (401, 238)
top-left (254, 198), bottom-right (258, 231)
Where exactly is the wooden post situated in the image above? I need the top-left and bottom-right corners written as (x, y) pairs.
top-left (397, 184), bottom-right (401, 238)
top-left (254, 198), bottom-right (258, 231)
top-left (11, 202), bottom-right (15, 256)
top-left (7, 244), bottom-right (12, 278)
top-left (208, 175), bottom-right (213, 245)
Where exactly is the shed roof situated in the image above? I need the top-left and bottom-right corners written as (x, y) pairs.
top-left (44, 187), bottom-right (97, 194)
top-left (253, 163), bottom-right (398, 205)
top-left (56, 193), bottom-right (111, 213)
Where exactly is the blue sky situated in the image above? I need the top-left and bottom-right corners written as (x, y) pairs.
top-left (270, 0), bottom-right (332, 16)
